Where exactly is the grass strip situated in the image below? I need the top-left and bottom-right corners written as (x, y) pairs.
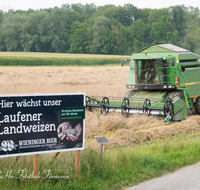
top-left (1, 131), bottom-right (200, 189)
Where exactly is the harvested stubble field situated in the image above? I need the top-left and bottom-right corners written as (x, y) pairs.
top-left (1, 66), bottom-right (200, 149)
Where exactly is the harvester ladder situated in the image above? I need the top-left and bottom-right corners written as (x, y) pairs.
top-left (157, 67), bottom-right (175, 85)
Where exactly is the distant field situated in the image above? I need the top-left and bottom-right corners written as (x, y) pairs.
top-left (0, 52), bottom-right (130, 66)
top-left (0, 52), bottom-right (128, 58)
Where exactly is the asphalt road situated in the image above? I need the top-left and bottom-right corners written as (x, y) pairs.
top-left (126, 162), bottom-right (200, 190)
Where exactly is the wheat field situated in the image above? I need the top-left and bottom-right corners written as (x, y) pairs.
top-left (0, 66), bottom-right (128, 95)
top-left (1, 66), bottom-right (200, 148)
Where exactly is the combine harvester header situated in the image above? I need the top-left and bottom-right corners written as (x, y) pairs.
top-left (86, 43), bottom-right (200, 122)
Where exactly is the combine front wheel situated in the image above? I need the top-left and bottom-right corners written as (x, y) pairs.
top-left (195, 96), bottom-right (200, 114)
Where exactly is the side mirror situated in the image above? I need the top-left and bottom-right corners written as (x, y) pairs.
top-left (121, 58), bottom-right (127, 67)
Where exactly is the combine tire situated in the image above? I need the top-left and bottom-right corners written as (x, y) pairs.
top-left (195, 96), bottom-right (200, 114)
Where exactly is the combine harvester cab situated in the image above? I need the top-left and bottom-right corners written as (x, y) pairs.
top-left (86, 43), bottom-right (200, 122)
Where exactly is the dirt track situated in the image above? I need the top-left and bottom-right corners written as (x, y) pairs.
top-left (1, 67), bottom-right (200, 148)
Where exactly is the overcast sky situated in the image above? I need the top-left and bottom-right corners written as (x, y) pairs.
top-left (1, 0), bottom-right (200, 11)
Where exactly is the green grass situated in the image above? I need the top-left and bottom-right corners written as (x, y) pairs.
top-left (0, 52), bottom-right (129, 66)
top-left (1, 131), bottom-right (200, 190)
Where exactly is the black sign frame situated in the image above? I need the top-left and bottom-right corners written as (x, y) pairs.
top-left (0, 92), bottom-right (85, 158)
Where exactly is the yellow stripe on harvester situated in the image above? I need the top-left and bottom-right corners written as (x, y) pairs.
top-left (180, 81), bottom-right (200, 99)
top-left (180, 81), bottom-right (200, 86)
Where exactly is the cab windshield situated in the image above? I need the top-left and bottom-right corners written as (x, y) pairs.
top-left (135, 60), bottom-right (159, 85)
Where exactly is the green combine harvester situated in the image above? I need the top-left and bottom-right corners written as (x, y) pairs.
top-left (86, 43), bottom-right (200, 122)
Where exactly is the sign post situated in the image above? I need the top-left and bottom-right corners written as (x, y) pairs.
top-left (75, 150), bottom-right (81, 175)
top-left (94, 136), bottom-right (109, 162)
top-left (33, 154), bottom-right (39, 181)
top-left (100, 144), bottom-right (104, 162)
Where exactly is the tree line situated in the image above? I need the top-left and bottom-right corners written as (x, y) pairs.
top-left (0, 4), bottom-right (200, 55)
